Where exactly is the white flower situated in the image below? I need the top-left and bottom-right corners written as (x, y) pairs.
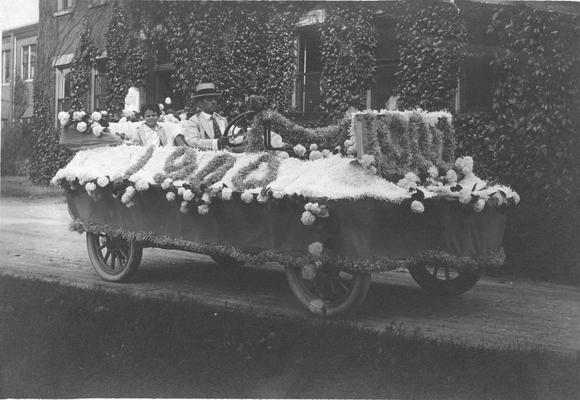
top-left (158, 103), bottom-right (164, 111)
top-left (445, 170), bottom-right (458, 185)
top-left (309, 150), bottom-right (323, 161)
top-left (221, 187), bottom-right (233, 201)
top-left (85, 182), bottom-right (97, 193)
top-left (459, 187), bottom-right (472, 204)
top-left (301, 211), bottom-right (316, 226)
top-left (91, 111), bottom-right (102, 122)
top-left (473, 198), bottom-right (486, 212)
top-left (272, 189), bottom-right (284, 199)
top-left (309, 143), bottom-right (318, 151)
top-left (166, 192), bottom-right (176, 202)
top-left (344, 139), bottom-right (354, 148)
top-left (57, 111), bottom-right (70, 125)
top-left (201, 192), bottom-right (211, 204)
top-left (276, 151), bottom-right (289, 159)
top-left (411, 200), bottom-right (425, 214)
top-left (512, 192), bottom-right (520, 205)
top-left (346, 145), bottom-right (356, 156)
top-left (322, 149), bottom-right (331, 158)
top-left (404, 172), bottom-right (420, 183)
top-left (198, 204), bottom-right (210, 215)
top-left (241, 190), bottom-right (254, 203)
top-left (125, 186), bottom-right (136, 197)
top-left (135, 180), bottom-right (150, 192)
top-left (293, 144), bottom-right (307, 157)
top-left (455, 156), bottom-right (474, 175)
top-left (361, 154), bottom-right (375, 168)
top-left (179, 202), bottom-right (189, 214)
top-left (428, 166), bottom-right (439, 179)
top-left (119, 117), bottom-right (128, 123)
top-left (76, 121), bottom-right (88, 133)
top-left (304, 202), bottom-right (314, 212)
top-left (101, 110), bottom-right (108, 116)
top-left (109, 171), bottom-right (123, 183)
top-left (165, 97), bottom-right (172, 105)
top-left (492, 192), bottom-right (505, 206)
top-left (96, 176), bottom-right (109, 188)
top-left (161, 178), bottom-right (173, 190)
top-left (182, 189), bottom-right (195, 202)
top-left (92, 124), bottom-right (104, 137)
top-left (179, 113), bottom-right (188, 121)
top-left (79, 110), bottom-right (87, 119)
top-left (125, 201), bottom-right (135, 208)
top-left (177, 187), bottom-right (185, 196)
top-left (257, 193), bottom-right (269, 204)
top-left (73, 111), bottom-right (83, 121)
top-left (308, 242), bottom-right (324, 257)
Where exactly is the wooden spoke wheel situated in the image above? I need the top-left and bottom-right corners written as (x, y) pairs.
top-left (210, 255), bottom-right (245, 269)
top-left (86, 232), bottom-right (143, 282)
top-left (408, 263), bottom-right (482, 296)
top-left (285, 262), bottom-right (371, 317)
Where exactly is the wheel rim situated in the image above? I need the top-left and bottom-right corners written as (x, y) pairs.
top-left (89, 233), bottom-right (132, 276)
top-left (293, 263), bottom-right (360, 308)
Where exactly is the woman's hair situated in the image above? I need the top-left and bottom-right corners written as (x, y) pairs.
top-left (140, 103), bottom-right (161, 116)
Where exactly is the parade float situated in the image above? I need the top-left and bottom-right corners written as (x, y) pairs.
top-left (52, 97), bottom-right (518, 316)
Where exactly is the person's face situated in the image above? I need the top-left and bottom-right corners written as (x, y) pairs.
top-left (144, 110), bottom-right (158, 127)
top-left (199, 96), bottom-right (218, 114)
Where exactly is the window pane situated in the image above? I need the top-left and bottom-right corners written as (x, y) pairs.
top-left (372, 63), bottom-right (397, 109)
top-left (63, 70), bottom-right (71, 97)
top-left (30, 45), bottom-right (36, 80)
top-left (22, 46), bottom-right (30, 80)
top-left (2, 50), bottom-right (10, 84)
top-left (374, 18), bottom-right (398, 61)
top-left (462, 57), bottom-right (494, 112)
top-left (303, 72), bottom-right (321, 112)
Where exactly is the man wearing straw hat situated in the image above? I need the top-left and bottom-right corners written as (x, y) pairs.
top-left (176, 77), bottom-right (243, 150)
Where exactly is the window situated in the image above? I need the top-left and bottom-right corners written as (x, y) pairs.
top-left (89, 0), bottom-right (107, 7)
top-left (2, 50), bottom-right (10, 85)
top-left (21, 44), bottom-right (36, 81)
top-left (458, 56), bottom-right (494, 113)
top-left (295, 26), bottom-right (322, 113)
top-left (371, 17), bottom-right (399, 109)
top-left (57, 0), bottom-right (75, 11)
top-left (93, 60), bottom-right (108, 110)
top-left (56, 67), bottom-right (72, 113)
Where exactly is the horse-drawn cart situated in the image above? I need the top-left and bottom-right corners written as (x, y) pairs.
top-left (54, 105), bottom-right (517, 316)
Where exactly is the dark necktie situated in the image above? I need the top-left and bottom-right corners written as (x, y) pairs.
top-left (210, 116), bottom-right (222, 138)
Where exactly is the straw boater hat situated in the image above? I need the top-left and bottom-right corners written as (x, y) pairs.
top-left (191, 81), bottom-right (221, 99)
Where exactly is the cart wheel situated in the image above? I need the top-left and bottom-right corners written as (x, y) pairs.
top-left (285, 263), bottom-right (371, 317)
top-left (210, 255), bottom-right (245, 269)
top-left (86, 232), bottom-right (143, 282)
top-left (408, 263), bottom-right (482, 296)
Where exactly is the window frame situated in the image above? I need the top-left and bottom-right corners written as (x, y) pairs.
top-left (294, 26), bottom-right (322, 114)
top-left (21, 44), bottom-right (36, 82)
top-left (1, 49), bottom-right (10, 85)
top-left (57, 0), bottom-right (75, 11)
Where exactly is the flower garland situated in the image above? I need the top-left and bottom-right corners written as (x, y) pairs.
top-left (153, 147), bottom-right (198, 183)
top-left (122, 146), bottom-right (155, 180)
top-left (57, 109), bottom-right (111, 137)
top-left (71, 219), bottom-right (505, 274)
top-left (187, 152), bottom-right (236, 194)
top-left (230, 153), bottom-right (281, 192)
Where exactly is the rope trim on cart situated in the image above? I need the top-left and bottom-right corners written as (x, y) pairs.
top-left (70, 219), bottom-right (505, 274)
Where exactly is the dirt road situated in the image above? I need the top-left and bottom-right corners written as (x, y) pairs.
top-left (1, 196), bottom-right (579, 355)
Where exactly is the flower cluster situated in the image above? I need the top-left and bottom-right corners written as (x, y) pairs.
top-left (396, 156), bottom-right (520, 214)
top-left (58, 109), bottom-right (110, 137)
top-left (301, 202), bottom-right (330, 226)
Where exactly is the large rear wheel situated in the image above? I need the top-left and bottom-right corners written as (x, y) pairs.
top-left (408, 263), bottom-right (482, 296)
top-left (86, 232), bottom-right (143, 282)
top-left (285, 262), bottom-right (371, 317)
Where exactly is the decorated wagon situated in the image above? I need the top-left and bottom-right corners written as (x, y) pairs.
top-left (53, 100), bottom-right (518, 316)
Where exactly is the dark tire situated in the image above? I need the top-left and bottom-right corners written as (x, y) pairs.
top-left (210, 255), bottom-right (245, 269)
top-left (86, 232), bottom-right (143, 282)
top-left (408, 263), bottom-right (482, 296)
top-left (285, 263), bottom-right (371, 317)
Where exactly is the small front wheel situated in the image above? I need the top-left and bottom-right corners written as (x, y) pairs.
top-left (86, 232), bottom-right (143, 282)
top-left (285, 262), bottom-right (371, 317)
top-left (408, 263), bottom-right (482, 296)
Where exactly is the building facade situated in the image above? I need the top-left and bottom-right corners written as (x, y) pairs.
top-left (1, 22), bottom-right (37, 127)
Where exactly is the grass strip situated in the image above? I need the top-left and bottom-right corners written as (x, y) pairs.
top-left (0, 274), bottom-right (578, 399)
top-left (0, 176), bottom-right (64, 199)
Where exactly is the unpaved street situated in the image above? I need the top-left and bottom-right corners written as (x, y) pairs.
top-left (1, 196), bottom-right (579, 355)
